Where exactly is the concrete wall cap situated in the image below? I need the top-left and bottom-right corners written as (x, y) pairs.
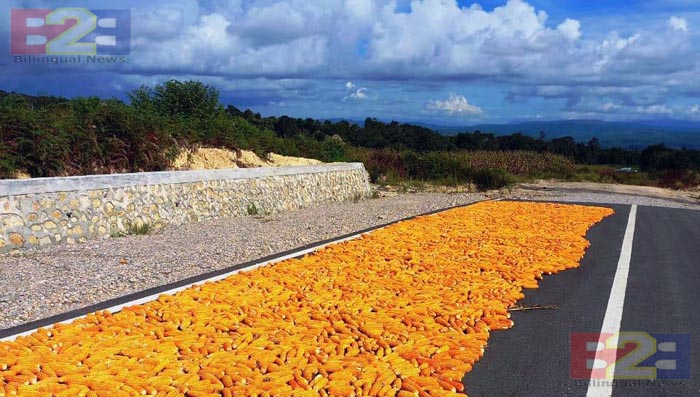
top-left (0, 163), bottom-right (366, 196)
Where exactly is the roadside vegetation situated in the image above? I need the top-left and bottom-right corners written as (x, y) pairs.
top-left (1, 80), bottom-right (699, 191)
top-left (110, 221), bottom-right (157, 238)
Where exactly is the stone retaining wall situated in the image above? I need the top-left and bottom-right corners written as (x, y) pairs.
top-left (0, 163), bottom-right (371, 254)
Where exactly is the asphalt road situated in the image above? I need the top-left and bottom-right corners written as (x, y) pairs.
top-left (464, 204), bottom-right (700, 397)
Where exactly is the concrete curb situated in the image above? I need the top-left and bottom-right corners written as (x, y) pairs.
top-left (0, 163), bottom-right (366, 196)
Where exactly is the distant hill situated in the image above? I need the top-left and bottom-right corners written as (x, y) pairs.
top-left (432, 120), bottom-right (700, 150)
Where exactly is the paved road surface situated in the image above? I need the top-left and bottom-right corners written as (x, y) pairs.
top-left (465, 204), bottom-right (700, 397)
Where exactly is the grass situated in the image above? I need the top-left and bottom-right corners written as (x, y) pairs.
top-left (376, 170), bottom-right (516, 193)
top-left (554, 165), bottom-right (656, 186)
top-left (247, 203), bottom-right (259, 216)
top-left (369, 162), bottom-right (698, 194)
top-left (111, 221), bottom-right (156, 238)
top-left (358, 149), bottom-right (552, 192)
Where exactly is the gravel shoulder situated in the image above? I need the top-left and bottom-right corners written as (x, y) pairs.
top-left (1, 187), bottom-right (699, 331)
top-left (507, 185), bottom-right (700, 210)
top-left (520, 180), bottom-right (700, 204)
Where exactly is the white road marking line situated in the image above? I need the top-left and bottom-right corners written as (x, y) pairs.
top-left (586, 205), bottom-right (638, 397)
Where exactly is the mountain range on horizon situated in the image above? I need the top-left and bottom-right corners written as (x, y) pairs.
top-left (324, 118), bottom-right (700, 150)
top-left (445, 119), bottom-right (700, 150)
top-left (374, 119), bottom-right (700, 150)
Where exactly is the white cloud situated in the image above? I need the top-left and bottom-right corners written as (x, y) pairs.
top-left (557, 18), bottom-right (582, 41)
top-left (601, 102), bottom-right (619, 112)
top-left (366, 0), bottom-right (584, 77)
top-left (131, 11), bottom-right (329, 75)
top-left (537, 85), bottom-right (571, 96)
top-left (344, 0), bottom-right (377, 21)
top-left (123, 0), bottom-right (696, 89)
top-left (351, 88), bottom-right (367, 99)
top-left (19, 0), bottom-right (698, 121)
top-left (234, 2), bottom-right (318, 45)
top-left (132, 8), bottom-right (185, 40)
top-left (669, 16), bottom-right (688, 32)
top-left (638, 104), bottom-right (674, 115)
top-left (426, 94), bottom-right (484, 116)
top-left (345, 87), bottom-right (368, 100)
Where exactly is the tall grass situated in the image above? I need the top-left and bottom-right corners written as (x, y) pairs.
top-left (347, 148), bottom-right (573, 191)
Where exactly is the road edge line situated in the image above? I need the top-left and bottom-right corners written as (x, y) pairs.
top-left (586, 204), bottom-right (638, 397)
top-left (0, 199), bottom-right (495, 341)
top-left (0, 230), bottom-right (369, 342)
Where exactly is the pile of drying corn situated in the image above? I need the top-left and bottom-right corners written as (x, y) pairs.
top-left (0, 201), bottom-right (613, 397)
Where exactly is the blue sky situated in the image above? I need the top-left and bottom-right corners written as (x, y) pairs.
top-left (2, 0), bottom-right (700, 125)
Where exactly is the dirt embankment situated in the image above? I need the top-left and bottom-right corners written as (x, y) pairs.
top-left (6, 148), bottom-right (323, 179)
top-left (170, 148), bottom-right (322, 171)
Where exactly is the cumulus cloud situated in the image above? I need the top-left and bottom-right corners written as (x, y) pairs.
top-left (343, 81), bottom-right (372, 100)
top-left (118, 0), bottom-right (697, 91)
top-left (4, 0), bottom-right (700, 121)
top-left (638, 104), bottom-right (674, 115)
top-left (590, 102), bottom-right (700, 119)
top-left (131, 11), bottom-right (329, 76)
top-left (557, 19), bottom-right (582, 41)
top-left (426, 94), bottom-right (484, 116)
top-left (669, 16), bottom-right (688, 32)
top-left (601, 102), bottom-right (619, 112)
top-left (560, 94), bottom-right (700, 120)
top-left (132, 8), bottom-right (185, 40)
top-left (368, 0), bottom-right (567, 71)
top-left (345, 87), bottom-right (368, 100)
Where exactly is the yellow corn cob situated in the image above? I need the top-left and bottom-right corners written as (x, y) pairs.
top-left (0, 203), bottom-right (611, 397)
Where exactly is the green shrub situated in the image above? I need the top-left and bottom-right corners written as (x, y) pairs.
top-left (247, 203), bottom-right (259, 216)
top-left (128, 222), bottom-right (155, 236)
top-left (472, 168), bottom-right (513, 191)
top-left (658, 170), bottom-right (700, 189)
top-left (348, 148), bottom-right (553, 188)
top-left (111, 221), bottom-right (156, 237)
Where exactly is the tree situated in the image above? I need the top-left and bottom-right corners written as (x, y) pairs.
top-left (127, 86), bottom-right (155, 112)
top-left (274, 116), bottom-right (301, 138)
top-left (226, 105), bottom-right (243, 117)
top-left (640, 144), bottom-right (688, 172)
top-left (129, 80), bottom-right (222, 119)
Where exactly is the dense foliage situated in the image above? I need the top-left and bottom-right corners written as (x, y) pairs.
top-left (0, 82), bottom-right (345, 178)
top-left (2, 80), bottom-right (699, 190)
top-left (237, 108), bottom-right (700, 171)
top-left (346, 148), bottom-right (574, 190)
